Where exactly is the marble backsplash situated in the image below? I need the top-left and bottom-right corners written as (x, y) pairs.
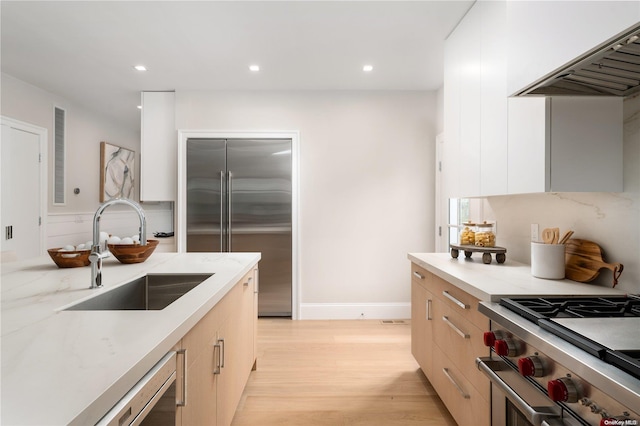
top-left (483, 93), bottom-right (640, 293)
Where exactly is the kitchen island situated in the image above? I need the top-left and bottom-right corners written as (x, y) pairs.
top-left (1, 252), bottom-right (260, 425)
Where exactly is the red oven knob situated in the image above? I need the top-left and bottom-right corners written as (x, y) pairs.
top-left (547, 377), bottom-right (582, 403)
top-left (483, 330), bottom-right (506, 346)
top-left (518, 356), bottom-right (545, 377)
top-left (494, 338), bottom-right (519, 357)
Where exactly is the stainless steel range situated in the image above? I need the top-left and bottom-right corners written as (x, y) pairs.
top-left (477, 295), bottom-right (640, 426)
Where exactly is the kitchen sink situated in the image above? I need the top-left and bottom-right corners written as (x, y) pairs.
top-left (64, 273), bottom-right (213, 311)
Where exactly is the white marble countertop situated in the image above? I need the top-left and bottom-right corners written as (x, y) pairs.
top-left (1, 252), bottom-right (260, 426)
top-left (408, 252), bottom-right (627, 302)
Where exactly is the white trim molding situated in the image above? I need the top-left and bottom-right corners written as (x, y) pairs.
top-left (177, 129), bottom-right (301, 319)
top-left (299, 303), bottom-right (411, 320)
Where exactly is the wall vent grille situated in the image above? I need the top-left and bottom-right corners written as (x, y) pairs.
top-left (54, 106), bottom-right (65, 205)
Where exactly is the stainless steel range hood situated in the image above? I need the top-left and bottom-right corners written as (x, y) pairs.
top-left (516, 24), bottom-right (640, 97)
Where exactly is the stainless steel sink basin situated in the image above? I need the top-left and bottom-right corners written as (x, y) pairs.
top-left (65, 273), bottom-right (213, 311)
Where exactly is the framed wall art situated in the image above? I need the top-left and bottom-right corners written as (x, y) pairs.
top-left (100, 141), bottom-right (135, 202)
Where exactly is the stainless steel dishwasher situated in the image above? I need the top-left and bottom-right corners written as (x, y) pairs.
top-left (96, 351), bottom-right (178, 426)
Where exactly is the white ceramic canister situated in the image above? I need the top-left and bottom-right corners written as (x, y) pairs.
top-left (531, 242), bottom-right (566, 279)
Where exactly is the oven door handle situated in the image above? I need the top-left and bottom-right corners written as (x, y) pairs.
top-left (476, 357), bottom-right (560, 426)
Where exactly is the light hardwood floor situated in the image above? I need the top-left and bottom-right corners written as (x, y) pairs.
top-left (231, 319), bottom-right (457, 426)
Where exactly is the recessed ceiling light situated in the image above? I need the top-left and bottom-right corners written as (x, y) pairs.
top-left (249, 65), bottom-right (260, 72)
top-left (134, 65), bottom-right (147, 71)
top-left (363, 65), bottom-right (373, 72)
top-left (137, 105), bottom-right (142, 110)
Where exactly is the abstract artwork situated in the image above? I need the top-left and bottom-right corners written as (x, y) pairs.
top-left (100, 141), bottom-right (135, 202)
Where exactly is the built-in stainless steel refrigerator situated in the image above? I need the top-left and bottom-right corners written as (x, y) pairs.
top-left (186, 138), bottom-right (292, 316)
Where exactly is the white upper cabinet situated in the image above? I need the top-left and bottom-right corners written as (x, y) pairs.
top-left (507, 97), bottom-right (623, 194)
top-left (479, 1), bottom-right (508, 196)
top-left (444, 1), bottom-right (630, 198)
top-left (456, 4), bottom-right (482, 198)
top-left (442, 9), bottom-right (463, 199)
top-left (444, 1), bottom-right (507, 198)
top-left (507, 1), bottom-right (640, 96)
top-left (140, 91), bottom-right (176, 201)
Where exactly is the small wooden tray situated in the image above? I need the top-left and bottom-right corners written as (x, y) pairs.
top-left (449, 244), bottom-right (507, 264)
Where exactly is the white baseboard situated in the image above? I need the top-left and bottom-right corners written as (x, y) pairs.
top-left (299, 302), bottom-right (410, 320)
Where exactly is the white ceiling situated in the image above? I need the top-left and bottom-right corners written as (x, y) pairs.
top-left (1, 1), bottom-right (473, 131)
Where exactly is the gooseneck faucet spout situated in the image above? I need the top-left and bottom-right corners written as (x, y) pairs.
top-left (89, 198), bottom-right (147, 289)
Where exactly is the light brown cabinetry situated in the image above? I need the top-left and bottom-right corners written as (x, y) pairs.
top-left (410, 262), bottom-right (490, 426)
top-left (411, 269), bottom-right (434, 378)
top-left (176, 267), bottom-right (258, 426)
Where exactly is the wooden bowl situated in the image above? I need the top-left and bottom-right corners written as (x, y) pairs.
top-left (108, 239), bottom-right (159, 264)
top-left (48, 248), bottom-right (91, 268)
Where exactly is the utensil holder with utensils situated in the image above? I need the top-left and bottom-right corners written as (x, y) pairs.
top-left (533, 228), bottom-right (623, 286)
top-left (531, 242), bottom-right (566, 279)
top-left (532, 227), bottom-right (573, 279)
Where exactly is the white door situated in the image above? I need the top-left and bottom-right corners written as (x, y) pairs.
top-left (1, 123), bottom-right (42, 260)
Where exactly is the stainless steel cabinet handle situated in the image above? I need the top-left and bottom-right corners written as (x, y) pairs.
top-left (442, 316), bottom-right (470, 339)
top-left (213, 342), bottom-right (222, 375)
top-left (220, 171), bottom-right (225, 251)
top-left (227, 172), bottom-right (233, 252)
top-left (413, 271), bottom-right (425, 280)
top-left (426, 299), bottom-right (432, 321)
top-left (219, 337), bottom-right (225, 369)
top-left (177, 349), bottom-right (187, 406)
top-left (442, 368), bottom-right (470, 399)
top-left (442, 290), bottom-right (469, 310)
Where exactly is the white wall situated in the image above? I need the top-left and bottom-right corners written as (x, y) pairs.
top-left (176, 90), bottom-right (437, 318)
top-left (1, 73), bottom-right (139, 212)
top-left (1, 73), bottom-right (173, 248)
top-left (482, 93), bottom-right (640, 294)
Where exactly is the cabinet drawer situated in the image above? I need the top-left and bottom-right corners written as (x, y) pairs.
top-left (432, 344), bottom-right (489, 426)
top-left (432, 297), bottom-right (489, 397)
top-left (411, 263), bottom-right (433, 289)
top-left (431, 274), bottom-right (487, 326)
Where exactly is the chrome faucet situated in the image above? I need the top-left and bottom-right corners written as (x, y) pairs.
top-left (89, 198), bottom-right (147, 289)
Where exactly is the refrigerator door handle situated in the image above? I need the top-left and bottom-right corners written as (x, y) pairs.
top-left (227, 171), bottom-right (232, 252)
top-left (220, 170), bottom-right (225, 251)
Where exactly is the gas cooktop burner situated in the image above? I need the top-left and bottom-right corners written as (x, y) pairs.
top-left (500, 296), bottom-right (640, 321)
top-left (500, 295), bottom-right (640, 380)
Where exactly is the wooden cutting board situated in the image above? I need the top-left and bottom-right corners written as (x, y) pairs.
top-left (564, 238), bottom-right (623, 287)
